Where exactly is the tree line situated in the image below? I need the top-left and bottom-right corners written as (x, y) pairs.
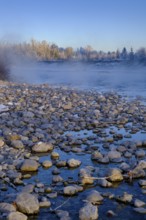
top-left (0, 39), bottom-right (146, 63)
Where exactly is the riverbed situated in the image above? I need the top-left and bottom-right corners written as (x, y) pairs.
top-left (1, 80), bottom-right (146, 219)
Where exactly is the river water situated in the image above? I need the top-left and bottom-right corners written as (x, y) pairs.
top-left (11, 61), bottom-right (146, 99)
top-left (7, 61), bottom-right (146, 220)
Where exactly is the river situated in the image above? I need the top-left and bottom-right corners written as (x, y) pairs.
top-left (11, 61), bottom-right (146, 99)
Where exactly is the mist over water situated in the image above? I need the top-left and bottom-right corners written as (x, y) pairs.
top-left (10, 60), bottom-right (146, 98)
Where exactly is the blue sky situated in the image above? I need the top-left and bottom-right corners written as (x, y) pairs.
top-left (0, 0), bottom-right (146, 51)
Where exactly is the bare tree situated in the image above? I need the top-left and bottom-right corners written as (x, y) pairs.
top-left (0, 50), bottom-right (10, 81)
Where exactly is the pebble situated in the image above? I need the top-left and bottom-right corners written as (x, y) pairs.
top-left (39, 200), bottom-right (51, 208)
top-left (133, 207), bottom-right (146, 214)
top-left (42, 160), bottom-right (52, 168)
top-left (134, 199), bottom-right (145, 207)
top-left (67, 158), bottom-right (81, 168)
top-left (51, 151), bottom-right (60, 159)
top-left (63, 186), bottom-right (78, 196)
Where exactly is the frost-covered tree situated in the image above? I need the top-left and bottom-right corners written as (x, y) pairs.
top-left (121, 47), bottom-right (128, 60)
top-left (136, 47), bottom-right (146, 63)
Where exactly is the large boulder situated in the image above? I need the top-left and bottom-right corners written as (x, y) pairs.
top-left (32, 142), bottom-right (53, 153)
top-left (15, 193), bottom-right (39, 214)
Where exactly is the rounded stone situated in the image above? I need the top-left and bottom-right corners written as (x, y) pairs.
top-left (63, 186), bottom-right (78, 196)
top-left (20, 159), bottom-right (39, 172)
top-left (134, 199), bottom-right (145, 207)
top-left (7, 211), bottom-right (28, 220)
top-left (107, 168), bottom-right (123, 182)
top-left (86, 190), bottom-right (103, 204)
top-left (42, 160), bottom-right (52, 168)
top-left (32, 142), bottom-right (53, 153)
top-left (67, 159), bottom-right (81, 168)
top-left (51, 152), bottom-right (60, 159)
top-left (11, 140), bottom-right (24, 149)
top-left (79, 203), bottom-right (98, 220)
top-left (15, 192), bottom-right (39, 214)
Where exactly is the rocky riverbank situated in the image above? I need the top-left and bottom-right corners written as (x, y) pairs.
top-left (1, 81), bottom-right (146, 219)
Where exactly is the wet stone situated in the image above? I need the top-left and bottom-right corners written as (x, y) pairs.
top-left (86, 190), bottom-right (104, 204)
top-left (139, 180), bottom-right (146, 186)
top-left (21, 184), bottom-right (34, 193)
top-left (107, 150), bottom-right (122, 161)
top-left (106, 210), bottom-right (117, 217)
top-left (98, 179), bottom-right (112, 188)
top-left (135, 149), bottom-right (145, 158)
top-left (39, 200), bottom-right (51, 208)
top-left (116, 192), bottom-right (133, 203)
top-left (42, 160), bottom-right (52, 168)
top-left (0, 203), bottom-right (16, 213)
top-left (132, 168), bottom-right (146, 179)
top-left (124, 152), bottom-right (132, 158)
top-left (79, 202), bottom-right (98, 220)
top-left (15, 192), bottom-right (39, 214)
top-left (91, 151), bottom-right (103, 160)
top-left (79, 168), bottom-right (94, 185)
top-left (134, 199), bottom-right (145, 207)
top-left (56, 160), bottom-right (67, 167)
top-left (98, 156), bottom-right (109, 164)
top-left (63, 186), bottom-right (78, 196)
top-left (32, 142), bottom-right (53, 153)
top-left (133, 207), bottom-right (146, 214)
top-left (47, 192), bottom-right (58, 198)
top-left (67, 158), bottom-right (81, 168)
top-left (20, 159), bottom-right (39, 172)
top-left (51, 151), bottom-right (60, 159)
top-left (56, 210), bottom-right (70, 219)
top-left (0, 139), bottom-right (5, 148)
top-left (7, 211), bottom-right (28, 220)
top-left (52, 175), bottom-right (64, 183)
top-left (52, 168), bottom-right (61, 175)
top-left (107, 168), bottom-right (123, 182)
top-left (11, 140), bottom-right (24, 149)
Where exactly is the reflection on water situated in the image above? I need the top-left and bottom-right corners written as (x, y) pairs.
top-left (24, 126), bottom-right (146, 220)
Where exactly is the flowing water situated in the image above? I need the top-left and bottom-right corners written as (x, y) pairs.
top-left (3, 61), bottom-right (146, 219)
top-left (11, 61), bottom-right (146, 99)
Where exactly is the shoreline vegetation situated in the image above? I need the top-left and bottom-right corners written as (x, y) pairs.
top-left (0, 39), bottom-right (146, 62)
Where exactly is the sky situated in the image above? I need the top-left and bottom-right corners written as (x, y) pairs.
top-left (0, 0), bottom-right (146, 52)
